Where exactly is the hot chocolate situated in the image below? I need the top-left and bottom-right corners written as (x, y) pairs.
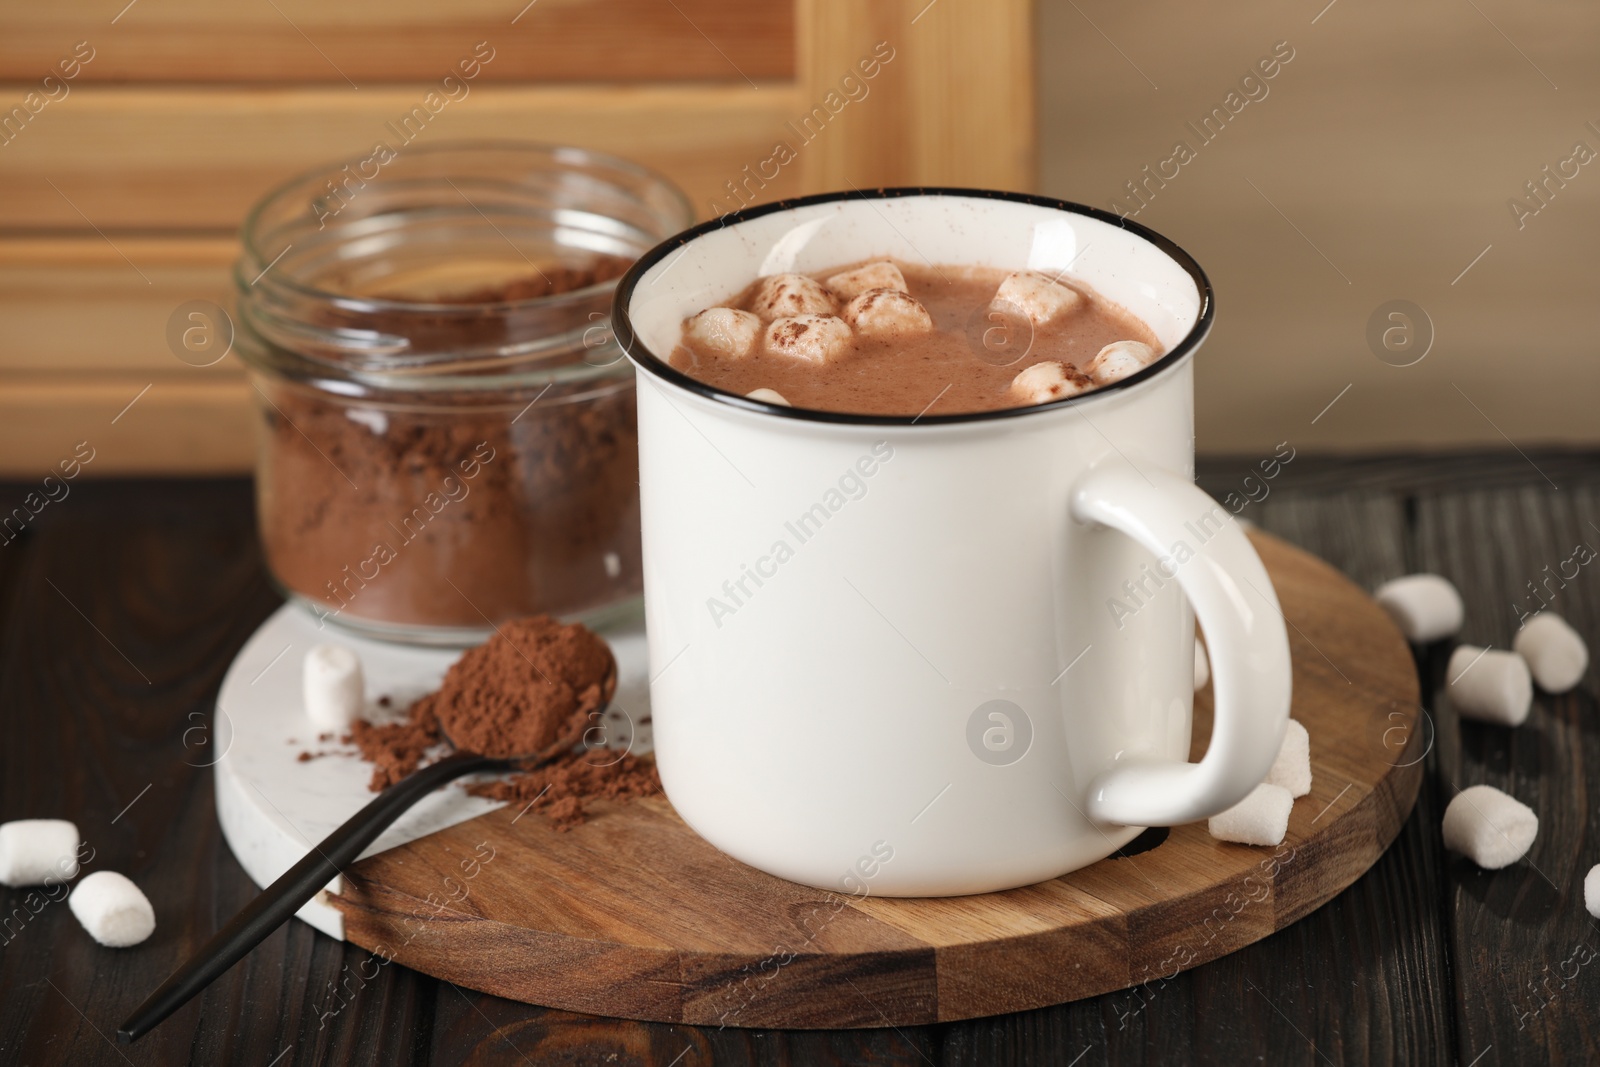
top-left (670, 260), bottom-right (1162, 416)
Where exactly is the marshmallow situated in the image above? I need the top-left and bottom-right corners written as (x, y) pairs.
top-left (1009, 360), bottom-right (1090, 405)
top-left (683, 307), bottom-right (761, 360)
top-left (1374, 574), bottom-right (1465, 643)
top-left (69, 871), bottom-right (155, 948)
top-left (991, 271), bottom-right (1083, 326)
top-left (763, 315), bottom-right (852, 364)
top-left (1513, 612), bottom-right (1588, 693)
top-left (825, 261), bottom-right (908, 301)
top-left (0, 819), bottom-right (81, 887)
top-left (1208, 783), bottom-right (1294, 846)
top-left (1586, 864), bottom-right (1600, 919)
top-left (1194, 640), bottom-right (1210, 690)
top-left (1086, 341), bottom-right (1156, 385)
top-left (843, 288), bottom-right (934, 339)
top-left (1264, 719), bottom-right (1311, 798)
top-left (303, 644), bottom-right (366, 731)
top-left (748, 273), bottom-right (838, 320)
top-left (1442, 784), bottom-right (1537, 869)
top-left (1447, 645), bottom-right (1532, 726)
top-left (746, 388), bottom-right (790, 406)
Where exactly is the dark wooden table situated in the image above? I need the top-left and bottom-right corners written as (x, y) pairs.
top-left (2, 451), bottom-right (1596, 1066)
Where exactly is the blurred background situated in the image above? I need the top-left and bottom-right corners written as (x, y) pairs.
top-left (0, 0), bottom-right (1592, 473)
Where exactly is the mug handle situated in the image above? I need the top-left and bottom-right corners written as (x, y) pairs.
top-left (1070, 465), bottom-right (1293, 826)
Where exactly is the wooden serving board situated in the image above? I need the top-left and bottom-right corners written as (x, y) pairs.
top-left (327, 532), bottom-right (1423, 1027)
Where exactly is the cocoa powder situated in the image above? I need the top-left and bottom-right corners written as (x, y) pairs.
top-left (468, 751), bottom-right (661, 832)
top-left (421, 614), bottom-right (614, 758)
top-left (253, 259), bottom-right (643, 634)
top-left (349, 615), bottom-right (661, 830)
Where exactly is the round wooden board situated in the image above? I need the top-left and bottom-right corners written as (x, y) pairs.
top-left (328, 532), bottom-right (1424, 1028)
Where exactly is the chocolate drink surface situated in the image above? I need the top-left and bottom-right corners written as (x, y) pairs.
top-left (670, 260), bottom-right (1163, 416)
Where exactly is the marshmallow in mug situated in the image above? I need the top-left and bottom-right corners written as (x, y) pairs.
top-left (990, 270), bottom-right (1082, 326)
top-left (0, 818), bottom-right (81, 887)
top-left (303, 644), bottom-right (366, 731)
top-left (1512, 612), bottom-right (1588, 693)
top-left (1442, 784), bottom-right (1537, 869)
top-left (825, 260), bottom-right (908, 301)
top-left (764, 314), bottom-right (853, 364)
top-left (842, 288), bottom-right (934, 339)
top-left (1374, 574), bottom-right (1465, 643)
top-left (1008, 360), bottom-right (1091, 405)
top-left (683, 307), bottom-right (761, 360)
top-left (1447, 645), bottom-right (1532, 727)
top-left (69, 870), bottom-right (156, 947)
top-left (1208, 782), bottom-right (1293, 847)
top-left (748, 273), bottom-right (838, 320)
top-left (1087, 341), bottom-right (1156, 385)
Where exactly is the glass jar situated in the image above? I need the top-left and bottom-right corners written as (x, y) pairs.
top-left (234, 142), bottom-right (693, 644)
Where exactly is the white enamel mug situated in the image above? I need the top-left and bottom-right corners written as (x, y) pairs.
top-left (612, 190), bottom-right (1291, 897)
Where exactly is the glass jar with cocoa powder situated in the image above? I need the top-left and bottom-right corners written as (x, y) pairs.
top-left (234, 142), bottom-right (692, 644)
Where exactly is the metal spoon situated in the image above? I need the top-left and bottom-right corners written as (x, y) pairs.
top-left (117, 658), bottom-right (616, 1044)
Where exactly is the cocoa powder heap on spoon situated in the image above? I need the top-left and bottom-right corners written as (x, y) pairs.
top-left (349, 616), bottom-right (659, 830)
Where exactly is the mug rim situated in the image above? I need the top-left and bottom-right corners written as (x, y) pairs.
top-left (612, 187), bottom-right (1215, 427)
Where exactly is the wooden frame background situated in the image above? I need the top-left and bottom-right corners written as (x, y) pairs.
top-left (0, 0), bottom-right (1034, 475)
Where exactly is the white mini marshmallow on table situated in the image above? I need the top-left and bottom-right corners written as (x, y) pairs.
top-left (1193, 639), bottom-right (1210, 691)
top-left (1442, 784), bottom-right (1537, 869)
top-left (1586, 864), bottom-right (1600, 919)
top-left (842, 288), bottom-right (933, 338)
top-left (764, 315), bottom-right (852, 364)
top-left (991, 271), bottom-right (1082, 326)
top-left (1374, 574), bottom-right (1465, 643)
top-left (1009, 361), bottom-right (1088, 405)
top-left (303, 644), bottom-right (366, 731)
top-left (1265, 719), bottom-right (1312, 798)
top-left (1086, 340), bottom-right (1155, 385)
top-left (1447, 645), bottom-right (1532, 726)
top-left (748, 273), bottom-right (838, 320)
top-left (745, 388), bottom-right (790, 406)
top-left (825, 261), bottom-right (908, 301)
top-left (683, 307), bottom-right (761, 360)
top-left (69, 871), bottom-right (155, 947)
top-left (1208, 783), bottom-right (1294, 847)
top-left (0, 819), bottom-right (80, 887)
top-left (1512, 612), bottom-right (1588, 693)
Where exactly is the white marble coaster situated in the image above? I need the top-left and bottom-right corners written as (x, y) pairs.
top-left (213, 603), bottom-right (652, 939)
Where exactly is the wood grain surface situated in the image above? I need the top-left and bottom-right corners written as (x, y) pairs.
top-left (0, 84), bottom-right (804, 231)
top-left (0, 0), bottom-right (1038, 478)
top-left (326, 531), bottom-right (1423, 1027)
top-left (0, 0), bottom-right (795, 85)
top-left (1, 452), bottom-right (1596, 1063)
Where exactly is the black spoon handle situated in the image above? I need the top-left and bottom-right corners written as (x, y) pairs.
top-left (118, 750), bottom-right (508, 1044)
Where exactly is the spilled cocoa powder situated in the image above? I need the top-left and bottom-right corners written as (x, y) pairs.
top-left (467, 752), bottom-right (660, 831)
top-left (348, 615), bottom-right (660, 831)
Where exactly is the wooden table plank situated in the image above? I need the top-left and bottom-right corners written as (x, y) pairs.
top-left (1414, 479), bottom-right (1600, 1066)
top-left (0, 481), bottom-right (431, 1066)
top-left (2, 455), bottom-right (1596, 1064)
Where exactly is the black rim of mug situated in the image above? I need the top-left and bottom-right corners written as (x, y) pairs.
top-left (610, 186), bottom-right (1215, 427)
